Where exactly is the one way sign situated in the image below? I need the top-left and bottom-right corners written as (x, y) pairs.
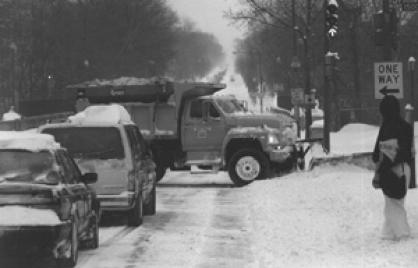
top-left (374, 62), bottom-right (403, 99)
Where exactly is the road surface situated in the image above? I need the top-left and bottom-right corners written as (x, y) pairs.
top-left (76, 171), bottom-right (258, 268)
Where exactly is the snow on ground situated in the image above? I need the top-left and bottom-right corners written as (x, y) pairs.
top-left (0, 206), bottom-right (61, 226)
top-left (247, 164), bottom-right (418, 268)
top-left (2, 107), bottom-right (21, 121)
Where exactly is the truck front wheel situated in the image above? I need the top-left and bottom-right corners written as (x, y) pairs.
top-left (228, 149), bottom-right (270, 187)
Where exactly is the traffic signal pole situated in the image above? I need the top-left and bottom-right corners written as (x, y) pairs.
top-left (323, 0), bottom-right (338, 152)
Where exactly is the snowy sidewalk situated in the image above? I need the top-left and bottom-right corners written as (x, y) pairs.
top-left (246, 164), bottom-right (418, 268)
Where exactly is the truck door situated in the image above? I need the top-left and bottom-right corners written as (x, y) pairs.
top-left (182, 99), bottom-right (226, 151)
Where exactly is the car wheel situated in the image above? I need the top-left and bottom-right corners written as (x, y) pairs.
top-left (57, 219), bottom-right (78, 268)
top-left (84, 213), bottom-right (99, 249)
top-left (228, 148), bottom-right (270, 187)
top-left (127, 193), bottom-right (143, 226)
top-left (143, 186), bottom-right (156, 215)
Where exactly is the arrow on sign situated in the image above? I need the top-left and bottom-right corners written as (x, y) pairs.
top-left (379, 86), bottom-right (400, 96)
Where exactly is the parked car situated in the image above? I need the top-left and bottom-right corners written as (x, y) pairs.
top-left (0, 131), bottom-right (100, 267)
top-left (39, 104), bottom-right (157, 227)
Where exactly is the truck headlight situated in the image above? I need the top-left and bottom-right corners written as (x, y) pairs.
top-left (267, 133), bottom-right (279, 145)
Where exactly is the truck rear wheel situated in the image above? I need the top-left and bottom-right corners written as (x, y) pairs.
top-left (228, 148), bottom-right (270, 187)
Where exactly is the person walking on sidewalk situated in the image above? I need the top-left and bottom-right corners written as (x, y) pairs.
top-left (372, 95), bottom-right (412, 241)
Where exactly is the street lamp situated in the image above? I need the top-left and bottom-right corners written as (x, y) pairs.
top-left (408, 56), bottom-right (416, 188)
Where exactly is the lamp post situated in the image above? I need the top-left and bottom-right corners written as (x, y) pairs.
top-left (408, 56), bottom-right (416, 188)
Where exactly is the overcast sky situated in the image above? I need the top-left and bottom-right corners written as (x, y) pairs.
top-left (166, 0), bottom-right (245, 59)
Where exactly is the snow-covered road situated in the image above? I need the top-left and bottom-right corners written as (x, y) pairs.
top-left (4, 164), bottom-right (418, 268)
top-left (76, 164), bottom-right (418, 268)
top-left (77, 171), bottom-right (258, 268)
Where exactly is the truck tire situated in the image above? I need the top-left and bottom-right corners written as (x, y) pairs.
top-left (143, 186), bottom-right (156, 215)
top-left (127, 193), bottom-right (143, 226)
top-left (228, 148), bottom-right (270, 187)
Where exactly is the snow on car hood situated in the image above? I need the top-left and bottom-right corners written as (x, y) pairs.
top-left (0, 206), bottom-right (61, 226)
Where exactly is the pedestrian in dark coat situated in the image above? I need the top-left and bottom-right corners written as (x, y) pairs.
top-left (372, 95), bottom-right (412, 240)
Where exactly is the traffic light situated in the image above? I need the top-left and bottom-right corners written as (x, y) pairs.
top-left (326, 0), bottom-right (339, 38)
top-left (389, 9), bottom-right (399, 50)
top-left (373, 9), bottom-right (399, 49)
top-left (373, 12), bottom-right (385, 46)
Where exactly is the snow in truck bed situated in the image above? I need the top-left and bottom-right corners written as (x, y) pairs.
top-left (68, 104), bottom-right (134, 125)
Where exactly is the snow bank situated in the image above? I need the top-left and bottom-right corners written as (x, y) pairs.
top-left (68, 104), bottom-right (134, 125)
top-left (0, 206), bottom-right (62, 226)
top-left (330, 123), bottom-right (379, 155)
top-left (2, 111), bottom-right (21, 121)
top-left (248, 163), bottom-right (418, 268)
top-left (0, 131), bottom-right (60, 151)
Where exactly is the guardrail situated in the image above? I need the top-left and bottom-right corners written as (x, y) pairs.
top-left (0, 112), bottom-right (72, 131)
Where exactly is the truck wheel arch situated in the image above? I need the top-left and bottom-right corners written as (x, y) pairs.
top-left (224, 138), bottom-right (264, 165)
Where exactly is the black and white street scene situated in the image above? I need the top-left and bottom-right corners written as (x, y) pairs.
top-left (1, 0), bottom-right (418, 267)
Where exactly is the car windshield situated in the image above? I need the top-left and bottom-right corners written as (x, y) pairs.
top-left (215, 99), bottom-right (247, 114)
top-left (42, 127), bottom-right (124, 160)
top-left (0, 150), bottom-right (57, 185)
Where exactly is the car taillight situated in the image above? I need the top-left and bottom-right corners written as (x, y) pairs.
top-left (127, 171), bottom-right (136, 191)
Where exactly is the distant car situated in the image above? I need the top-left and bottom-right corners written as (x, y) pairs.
top-left (0, 132), bottom-right (100, 267)
top-left (39, 104), bottom-right (157, 227)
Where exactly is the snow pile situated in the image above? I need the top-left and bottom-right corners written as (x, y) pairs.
top-left (0, 206), bottom-right (62, 226)
top-left (248, 163), bottom-right (418, 268)
top-left (68, 104), bottom-right (134, 125)
top-left (2, 107), bottom-right (21, 121)
top-left (330, 123), bottom-right (379, 155)
top-left (0, 131), bottom-right (60, 151)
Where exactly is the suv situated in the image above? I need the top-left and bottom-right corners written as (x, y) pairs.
top-left (0, 132), bottom-right (99, 267)
top-left (39, 108), bottom-right (156, 226)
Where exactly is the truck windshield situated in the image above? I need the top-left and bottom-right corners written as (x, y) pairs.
top-left (43, 127), bottom-right (124, 160)
top-left (215, 99), bottom-right (247, 114)
top-left (0, 150), bottom-right (57, 185)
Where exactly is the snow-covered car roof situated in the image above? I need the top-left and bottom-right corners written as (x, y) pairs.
top-left (0, 131), bottom-right (60, 152)
top-left (67, 104), bottom-right (134, 125)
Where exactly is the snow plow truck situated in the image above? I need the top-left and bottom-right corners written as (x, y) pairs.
top-left (65, 77), bottom-right (299, 186)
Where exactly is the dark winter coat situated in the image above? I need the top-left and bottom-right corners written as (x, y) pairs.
top-left (372, 95), bottom-right (412, 198)
top-left (372, 118), bottom-right (412, 167)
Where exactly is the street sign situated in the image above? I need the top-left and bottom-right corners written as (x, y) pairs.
top-left (374, 62), bottom-right (403, 99)
top-left (290, 88), bottom-right (304, 105)
top-left (402, 0), bottom-right (418, 11)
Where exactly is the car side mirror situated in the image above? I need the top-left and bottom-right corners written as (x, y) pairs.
top-left (81, 172), bottom-right (98, 184)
